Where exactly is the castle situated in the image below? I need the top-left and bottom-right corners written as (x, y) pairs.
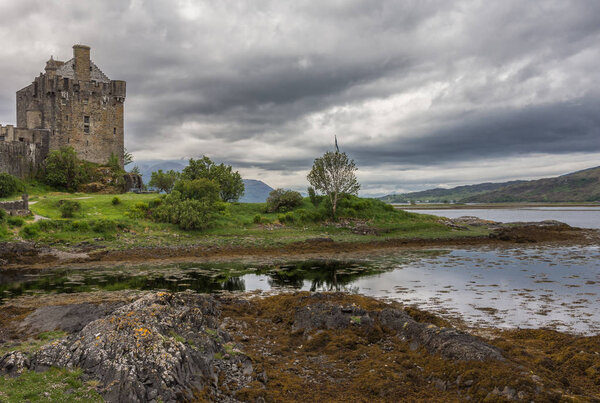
top-left (0, 45), bottom-right (126, 178)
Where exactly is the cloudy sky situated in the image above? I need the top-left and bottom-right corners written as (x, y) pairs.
top-left (1, 0), bottom-right (599, 195)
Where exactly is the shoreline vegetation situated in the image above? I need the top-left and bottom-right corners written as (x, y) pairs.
top-left (0, 187), bottom-right (598, 269)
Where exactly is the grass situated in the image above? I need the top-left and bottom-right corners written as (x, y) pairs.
top-left (0, 367), bottom-right (102, 402)
top-left (0, 186), bottom-right (488, 250)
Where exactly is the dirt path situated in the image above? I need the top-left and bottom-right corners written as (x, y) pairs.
top-left (28, 201), bottom-right (48, 223)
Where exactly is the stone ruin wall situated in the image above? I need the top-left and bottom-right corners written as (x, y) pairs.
top-left (0, 195), bottom-right (29, 216)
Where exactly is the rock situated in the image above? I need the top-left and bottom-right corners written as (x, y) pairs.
top-left (292, 302), bottom-right (373, 333)
top-left (501, 386), bottom-right (517, 400)
top-left (0, 351), bottom-right (29, 375)
top-left (19, 302), bottom-right (125, 334)
top-left (123, 172), bottom-right (143, 192)
top-left (378, 308), bottom-right (503, 361)
top-left (292, 294), bottom-right (503, 362)
top-left (6, 292), bottom-right (256, 403)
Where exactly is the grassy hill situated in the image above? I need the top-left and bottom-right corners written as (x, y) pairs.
top-left (463, 166), bottom-right (600, 203)
top-left (380, 181), bottom-right (523, 203)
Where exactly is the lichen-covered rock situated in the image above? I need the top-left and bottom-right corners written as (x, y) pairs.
top-left (27, 292), bottom-right (254, 402)
top-left (293, 296), bottom-right (503, 361)
top-left (0, 351), bottom-right (29, 376)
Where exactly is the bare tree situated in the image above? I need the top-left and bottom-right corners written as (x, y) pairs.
top-left (307, 151), bottom-right (360, 218)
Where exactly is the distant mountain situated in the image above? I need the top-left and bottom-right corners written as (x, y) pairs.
top-left (464, 166), bottom-right (600, 203)
top-left (380, 181), bottom-right (524, 203)
top-left (239, 179), bottom-right (274, 203)
top-left (131, 159), bottom-right (188, 184)
top-left (130, 159), bottom-right (273, 203)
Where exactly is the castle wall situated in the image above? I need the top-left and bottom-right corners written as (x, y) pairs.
top-left (0, 140), bottom-right (45, 178)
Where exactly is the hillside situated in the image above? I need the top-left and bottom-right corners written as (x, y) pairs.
top-left (238, 179), bottom-right (274, 203)
top-left (380, 181), bottom-right (523, 203)
top-left (131, 159), bottom-right (273, 203)
top-left (463, 166), bottom-right (600, 203)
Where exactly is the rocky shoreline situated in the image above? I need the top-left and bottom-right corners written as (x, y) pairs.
top-left (1, 221), bottom-right (597, 270)
top-left (1, 290), bottom-right (599, 402)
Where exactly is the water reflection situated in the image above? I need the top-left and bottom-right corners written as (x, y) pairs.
top-left (1, 246), bottom-right (599, 334)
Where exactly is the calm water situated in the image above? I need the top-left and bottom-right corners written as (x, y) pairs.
top-left (406, 206), bottom-right (600, 229)
top-left (2, 246), bottom-right (599, 334)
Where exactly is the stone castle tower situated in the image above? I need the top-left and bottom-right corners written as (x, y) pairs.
top-left (0, 44), bottom-right (126, 177)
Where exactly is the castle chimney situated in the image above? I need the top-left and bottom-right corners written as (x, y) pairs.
top-left (72, 44), bottom-right (91, 82)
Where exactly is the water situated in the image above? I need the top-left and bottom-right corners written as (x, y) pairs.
top-left (2, 246), bottom-right (599, 334)
top-left (405, 206), bottom-right (600, 229)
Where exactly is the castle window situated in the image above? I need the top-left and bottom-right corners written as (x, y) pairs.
top-left (65, 115), bottom-right (68, 121)
top-left (113, 128), bottom-right (116, 134)
top-left (33, 82), bottom-right (38, 97)
top-left (84, 115), bottom-right (90, 134)
top-left (84, 126), bottom-right (90, 134)
top-left (84, 116), bottom-right (90, 124)
top-left (63, 78), bottom-right (69, 89)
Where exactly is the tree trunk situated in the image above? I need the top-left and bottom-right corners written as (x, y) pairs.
top-left (331, 192), bottom-right (337, 220)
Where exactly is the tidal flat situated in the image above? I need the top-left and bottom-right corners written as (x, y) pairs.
top-left (2, 245), bottom-right (599, 334)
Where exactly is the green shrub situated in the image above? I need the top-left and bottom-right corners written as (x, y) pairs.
top-left (57, 200), bottom-right (81, 218)
top-left (173, 178), bottom-right (220, 203)
top-left (0, 208), bottom-right (7, 222)
top-left (128, 202), bottom-right (149, 219)
top-left (42, 147), bottom-right (94, 191)
top-left (307, 186), bottom-right (319, 207)
top-left (253, 214), bottom-right (271, 224)
top-left (111, 196), bottom-right (121, 205)
top-left (91, 219), bottom-right (117, 234)
top-left (36, 219), bottom-right (68, 232)
top-left (70, 220), bottom-right (90, 231)
top-left (148, 198), bottom-right (163, 209)
top-left (150, 191), bottom-right (225, 230)
top-left (266, 189), bottom-right (303, 213)
top-left (0, 173), bottom-right (24, 198)
top-left (0, 223), bottom-right (8, 239)
top-left (21, 225), bottom-right (39, 238)
top-left (7, 216), bottom-right (25, 227)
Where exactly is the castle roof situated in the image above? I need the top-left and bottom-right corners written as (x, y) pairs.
top-left (55, 58), bottom-right (111, 83)
top-left (45, 56), bottom-right (62, 71)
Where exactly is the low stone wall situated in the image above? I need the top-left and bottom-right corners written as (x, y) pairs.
top-left (0, 195), bottom-right (30, 216)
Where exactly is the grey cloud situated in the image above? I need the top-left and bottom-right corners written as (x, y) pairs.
top-left (1, 0), bottom-right (600, 192)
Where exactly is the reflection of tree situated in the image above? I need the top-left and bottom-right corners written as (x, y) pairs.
top-left (262, 260), bottom-right (384, 292)
top-left (221, 277), bottom-right (246, 292)
top-left (268, 272), bottom-right (305, 289)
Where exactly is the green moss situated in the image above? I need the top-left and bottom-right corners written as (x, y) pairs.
top-left (0, 367), bottom-right (102, 402)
